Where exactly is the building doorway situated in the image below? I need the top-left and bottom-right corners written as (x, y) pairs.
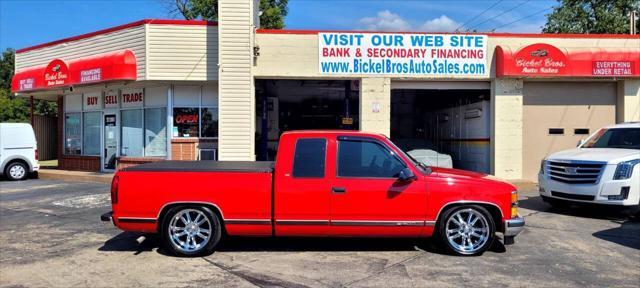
top-left (255, 80), bottom-right (359, 161)
top-left (391, 84), bottom-right (491, 173)
top-left (103, 112), bottom-right (118, 171)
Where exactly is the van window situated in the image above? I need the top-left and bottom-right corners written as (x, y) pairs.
top-left (292, 138), bottom-right (326, 178)
top-left (338, 139), bottom-right (405, 178)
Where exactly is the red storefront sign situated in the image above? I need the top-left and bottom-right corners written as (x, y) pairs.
top-left (11, 50), bottom-right (137, 92)
top-left (592, 61), bottom-right (634, 76)
top-left (496, 43), bottom-right (640, 78)
top-left (175, 114), bottom-right (199, 124)
top-left (44, 59), bottom-right (69, 87)
top-left (512, 44), bottom-right (569, 76)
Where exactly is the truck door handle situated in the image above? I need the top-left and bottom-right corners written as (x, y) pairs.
top-left (332, 187), bottom-right (346, 194)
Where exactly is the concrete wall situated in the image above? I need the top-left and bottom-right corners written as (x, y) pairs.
top-left (360, 78), bottom-right (391, 136)
top-left (491, 78), bottom-right (524, 179)
top-left (618, 79), bottom-right (640, 122)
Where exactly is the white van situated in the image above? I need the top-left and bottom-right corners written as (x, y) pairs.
top-left (0, 123), bottom-right (39, 180)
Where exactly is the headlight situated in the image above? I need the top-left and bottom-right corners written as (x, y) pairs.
top-left (613, 159), bottom-right (640, 180)
top-left (511, 190), bottom-right (518, 218)
top-left (540, 160), bottom-right (546, 175)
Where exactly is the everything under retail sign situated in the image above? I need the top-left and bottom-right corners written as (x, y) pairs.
top-left (318, 33), bottom-right (488, 77)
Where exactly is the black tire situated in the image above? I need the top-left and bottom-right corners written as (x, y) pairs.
top-left (4, 161), bottom-right (29, 181)
top-left (160, 205), bottom-right (222, 257)
top-left (436, 205), bottom-right (496, 256)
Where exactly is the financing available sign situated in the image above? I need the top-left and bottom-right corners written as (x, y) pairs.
top-left (319, 33), bottom-right (488, 77)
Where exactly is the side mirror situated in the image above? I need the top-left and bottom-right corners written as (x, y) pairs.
top-left (577, 139), bottom-right (585, 147)
top-left (398, 167), bottom-right (417, 182)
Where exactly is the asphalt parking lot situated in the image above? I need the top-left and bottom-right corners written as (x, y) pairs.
top-left (0, 179), bottom-right (639, 287)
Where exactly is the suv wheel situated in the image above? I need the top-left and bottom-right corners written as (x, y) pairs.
top-left (5, 162), bottom-right (28, 181)
top-left (161, 206), bottom-right (221, 257)
top-left (437, 205), bottom-right (496, 256)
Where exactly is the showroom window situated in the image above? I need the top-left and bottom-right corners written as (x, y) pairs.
top-left (64, 113), bottom-right (82, 155)
top-left (173, 85), bottom-right (218, 138)
top-left (145, 107), bottom-right (167, 156)
top-left (121, 109), bottom-right (144, 157)
top-left (82, 112), bottom-right (101, 155)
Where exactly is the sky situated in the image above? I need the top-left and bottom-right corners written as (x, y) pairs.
top-left (0, 0), bottom-right (558, 52)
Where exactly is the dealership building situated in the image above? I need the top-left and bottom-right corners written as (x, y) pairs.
top-left (11, 1), bottom-right (640, 181)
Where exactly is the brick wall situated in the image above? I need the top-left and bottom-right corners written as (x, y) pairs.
top-left (116, 157), bottom-right (165, 170)
top-left (171, 138), bottom-right (218, 160)
top-left (58, 155), bottom-right (101, 171)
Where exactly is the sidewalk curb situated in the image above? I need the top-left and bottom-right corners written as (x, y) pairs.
top-left (37, 169), bottom-right (113, 184)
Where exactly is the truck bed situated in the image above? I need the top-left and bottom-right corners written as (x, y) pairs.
top-left (121, 161), bottom-right (274, 173)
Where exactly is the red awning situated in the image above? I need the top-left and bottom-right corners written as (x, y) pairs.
top-left (496, 43), bottom-right (640, 78)
top-left (12, 50), bottom-right (137, 93)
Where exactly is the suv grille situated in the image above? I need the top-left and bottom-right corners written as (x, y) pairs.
top-left (547, 160), bottom-right (605, 184)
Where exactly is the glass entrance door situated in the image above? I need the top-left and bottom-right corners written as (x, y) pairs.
top-left (103, 113), bottom-right (119, 171)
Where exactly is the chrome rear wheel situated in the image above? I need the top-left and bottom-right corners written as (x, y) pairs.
top-left (168, 209), bottom-right (212, 253)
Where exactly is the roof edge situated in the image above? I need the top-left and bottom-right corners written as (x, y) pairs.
top-left (16, 19), bottom-right (218, 54)
top-left (256, 29), bottom-right (640, 39)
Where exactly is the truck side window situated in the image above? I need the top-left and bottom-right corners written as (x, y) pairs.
top-left (292, 138), bottom-right (326, 178)
top-left (338, 140), bottom-right (405, 178)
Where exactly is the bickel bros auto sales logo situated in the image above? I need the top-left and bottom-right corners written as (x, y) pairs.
top-left (514, 43), bottom-right (568, 75)
top-left (44, 59), bottom-right (69, 87)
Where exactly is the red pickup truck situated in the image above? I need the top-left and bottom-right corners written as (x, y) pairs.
top-left (101, 130), bottom-right (524, 256)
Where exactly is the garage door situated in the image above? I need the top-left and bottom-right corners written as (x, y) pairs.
top-left (523, 82), bottom-right (616, 181)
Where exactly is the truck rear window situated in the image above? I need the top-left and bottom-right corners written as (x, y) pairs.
top-left (292, 138), bottom-right (326, 178)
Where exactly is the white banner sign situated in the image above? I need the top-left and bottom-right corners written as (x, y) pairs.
top-left (104, 89), bottom-right (119, 109)
top-left (121, 88), bottom-right (144, 108)
top-left (319, 33), bottom-right (487, 76)
top-left (83, 92), bottom-right (102, 111)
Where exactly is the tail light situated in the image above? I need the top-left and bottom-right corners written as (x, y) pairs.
top-left (35, 149), bottom-right (39, 161)
top-left (110, 175), bottom-right (119, 204)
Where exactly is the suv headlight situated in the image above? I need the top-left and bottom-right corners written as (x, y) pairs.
top-left (613, 159), bottom-right (640, 180)
top-left (540, 160), bottom-right (546, 175)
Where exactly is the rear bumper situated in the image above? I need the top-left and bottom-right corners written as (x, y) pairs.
top-left (100, 211), bottom-right (113, 223)
top-left (504, 216), bottom-right (525, 237)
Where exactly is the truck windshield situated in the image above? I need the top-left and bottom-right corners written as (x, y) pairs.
top-left (582, 128), bottom-right (640, 149)
top-left (385, 137), bottom-right (430, 172)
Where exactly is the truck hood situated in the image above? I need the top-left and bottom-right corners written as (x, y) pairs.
top-left (547, 148), bottom-right (640, 164)
top-left (430, 167), bottom-right (515, 188)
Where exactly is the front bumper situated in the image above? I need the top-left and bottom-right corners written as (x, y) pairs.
top-left (539, 172), bottom-right (640, 206)
top-left (504, 216), bottom-right (525, 237)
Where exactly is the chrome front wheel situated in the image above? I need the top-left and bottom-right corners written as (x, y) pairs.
top-left (439, 205), bottom-right (495, 256)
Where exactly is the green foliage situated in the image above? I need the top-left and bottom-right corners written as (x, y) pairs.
top-left (0, 90), bottom-right (29, 123)
top-left (0, 48), bottom-right (57, 123)
top-left (171, 0), bottom-right (288, 29)
top-left (543, 0), bottom-right (640, 34)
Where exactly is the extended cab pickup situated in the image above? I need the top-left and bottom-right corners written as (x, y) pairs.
top-left (102, 131), bottom-right (524, 256)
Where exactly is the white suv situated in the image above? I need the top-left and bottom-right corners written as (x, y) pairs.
top-left (538, 122), bottom-right (640, 208)
top-left (0, 123), bottom-right (39, 181)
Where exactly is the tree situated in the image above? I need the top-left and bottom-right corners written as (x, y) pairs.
top-left (543, 0), bottom-right (640, 34)
top-left (169, 0), bottom-right (288, 29)
top-left (0, 48), bottom-right (57, 122)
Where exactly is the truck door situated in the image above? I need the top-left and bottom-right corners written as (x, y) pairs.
top-left (274, 137), bottom-right (332, 236)
top-left (329, 136), bottom-right (427, 236)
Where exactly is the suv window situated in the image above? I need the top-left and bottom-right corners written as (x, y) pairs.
top-left (338, 139), bottom-right (405, 178)
top-left (582, 128), bottom-right (640, 149)
top-left (292, 138), bottom-right (326, 178)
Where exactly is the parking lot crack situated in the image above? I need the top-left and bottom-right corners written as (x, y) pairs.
top-left (201, 257), bottom-right (312, 288)
top-left (341, 251), bottom-right (425, 287)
